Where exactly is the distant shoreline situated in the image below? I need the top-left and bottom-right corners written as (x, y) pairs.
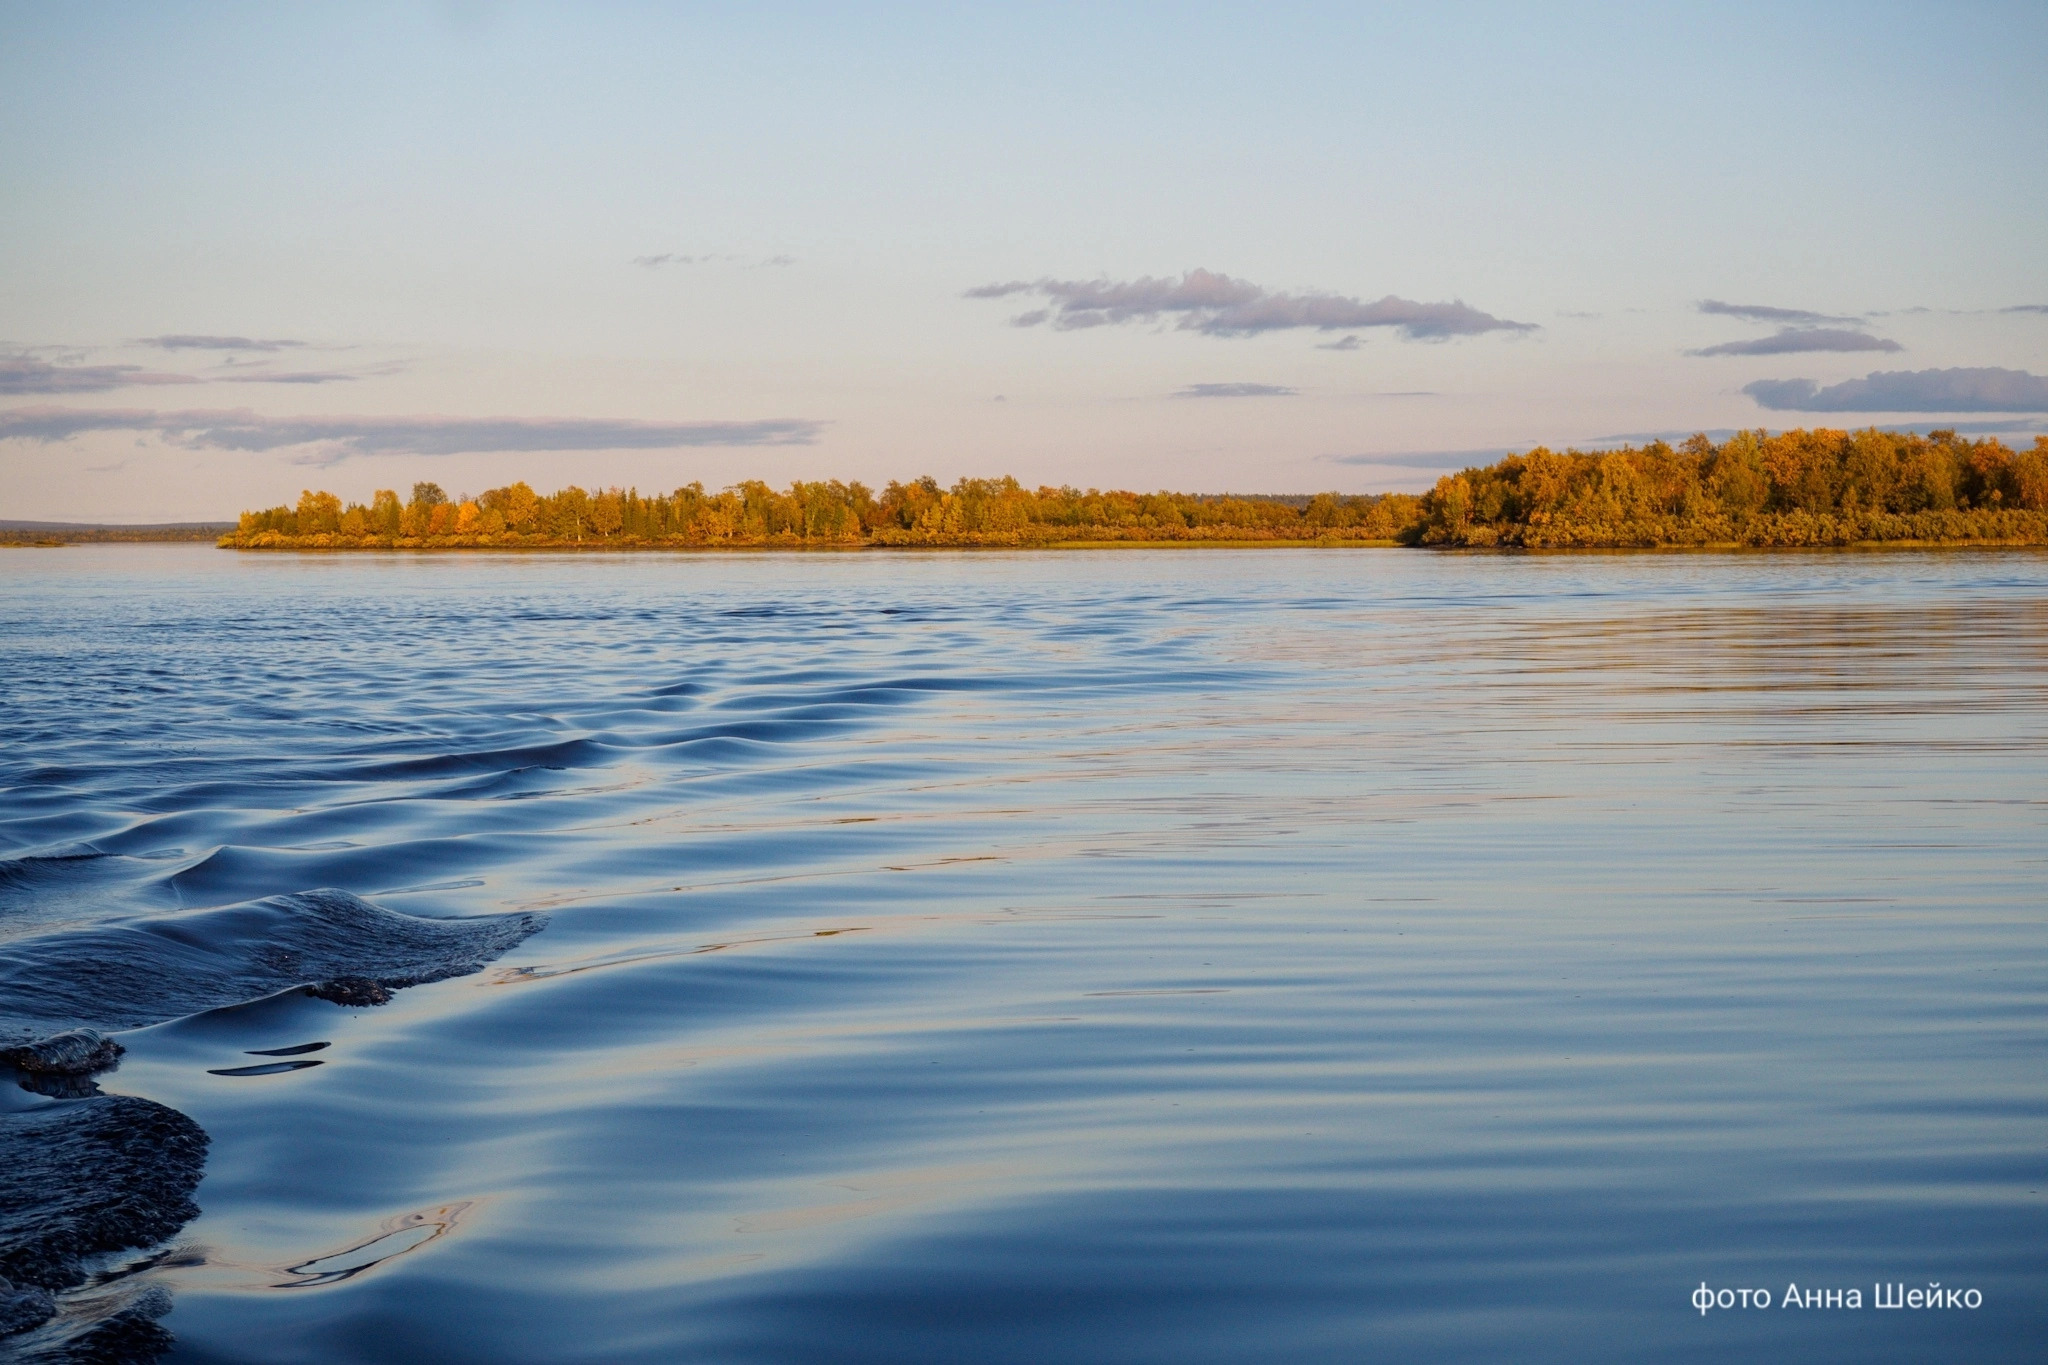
top-left (16, 535), bottom-right (2045, 556)
top-left (219, 427), bottom-right (2048, 552)
top-left (0, 522), bottom-right (232, 546)
top-left (206, 537), bottom-right (2048, 555)
top-left (219, 533), bottom-right (1410, 553)
top-left (33, 427), bottom-right (2048, 553)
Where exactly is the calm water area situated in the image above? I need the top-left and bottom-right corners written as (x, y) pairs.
top-left (2, 544), bottom-right (2044, 1362)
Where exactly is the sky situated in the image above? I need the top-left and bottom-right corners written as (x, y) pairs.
top-left (3, 1), bottom-right (2046, 522)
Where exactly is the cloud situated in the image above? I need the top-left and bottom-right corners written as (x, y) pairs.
top-left (0, 356), bottom-right (201, 395)
top-left (1322, 448), bottom-right (1513, 469)
top-left (222, 371), bottom-right (361, 385)
top-left (4, 351), bottom-right (399, 395)
top-left (1317, 335), bottom-right (1364, 351)
top-left (1698, 299), bottom-right (1858, 325)
top-left (967, 268), bottom-right (1533, 340)
top-left (138, 335), bottom-right (306, 352)
top-left (0, 406), bottom-right (826, 464)
top-left (1173, 382), bottom-right (1297, 398)
top-left (1896, 418), bottom-right (2048, 434)
top-left (2003, 304), bottom-right (2048, 315)
top-left (635, 252), bottom-right (792, 268)
top-left (1690, 327), bottom-right (1903, 357)
top-left (1604, 420), bottom-right (2048, 442)
top-left (1743, 367), bottom-right (2048, 413)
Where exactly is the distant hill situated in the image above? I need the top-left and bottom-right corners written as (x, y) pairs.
top-left (0, 520), bottom-right (234, 544)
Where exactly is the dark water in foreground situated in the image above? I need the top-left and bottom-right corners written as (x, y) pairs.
top-left (2, 545), bottom-right (2043, 1363)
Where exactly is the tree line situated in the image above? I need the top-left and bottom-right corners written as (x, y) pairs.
top-left (221, 429), bottom-right (2048, 551)
top-left (1412, 428), bottom-right (2048, 547)
top-left (226, 477), bottom-right (1420, 547)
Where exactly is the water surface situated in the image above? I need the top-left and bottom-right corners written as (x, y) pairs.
top-left (2, 545), bottom-right (2043, 1362)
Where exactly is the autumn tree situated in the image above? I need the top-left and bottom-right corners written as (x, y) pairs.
top-left (371, 489), bottom-right (403, 535)
top-left (296, 489), bottom-right (342, 534)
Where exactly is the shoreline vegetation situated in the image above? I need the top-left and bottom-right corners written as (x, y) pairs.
top-left (220, 428), bottom-right (2048, 552)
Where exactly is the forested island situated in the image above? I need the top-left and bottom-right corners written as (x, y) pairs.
top-left (222, 428), bottom-right (2048, 551)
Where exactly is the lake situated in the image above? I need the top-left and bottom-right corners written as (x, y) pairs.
top-left (2, 545), bottom-right (2043, 1362)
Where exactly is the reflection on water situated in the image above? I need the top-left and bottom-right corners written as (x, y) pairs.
top-left (272, 1205), bottom-right (471, 1289)
top-left (204, 1061), bottom-right (322, 1078)
top-left (1, 546), bottom-right (2044, 1363)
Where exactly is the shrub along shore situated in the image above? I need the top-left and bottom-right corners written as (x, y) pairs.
top-left (222, 428), bottom-right (2048, 551)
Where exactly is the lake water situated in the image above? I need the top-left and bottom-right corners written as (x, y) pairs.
top-left (2, 545), bottom-right (2043, 1363)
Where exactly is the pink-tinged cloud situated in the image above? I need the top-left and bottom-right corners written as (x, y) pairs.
top-left (1690, 328), bottom-right (1902, 357)
top-left (0, 356), bottom-right (202, 395)
top-left (968, 269), bottom-right (1532, 340)
top-left (1698, 299), bottom-right (1859, 325)
top-left (0, 406), bottom-right (827, 463)
top-left (1744, 367), bottom-right (2048, 413)
top-left (137, 334), bottom-right (308, 352)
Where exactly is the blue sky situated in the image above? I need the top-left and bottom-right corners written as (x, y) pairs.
top-left (3, 2), bottom-right (2045, 520)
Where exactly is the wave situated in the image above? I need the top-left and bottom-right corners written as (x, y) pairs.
top-left (0, 889), bottom-right (542, 1360)
top-left (0, 889), bottom-right (542, 1046)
